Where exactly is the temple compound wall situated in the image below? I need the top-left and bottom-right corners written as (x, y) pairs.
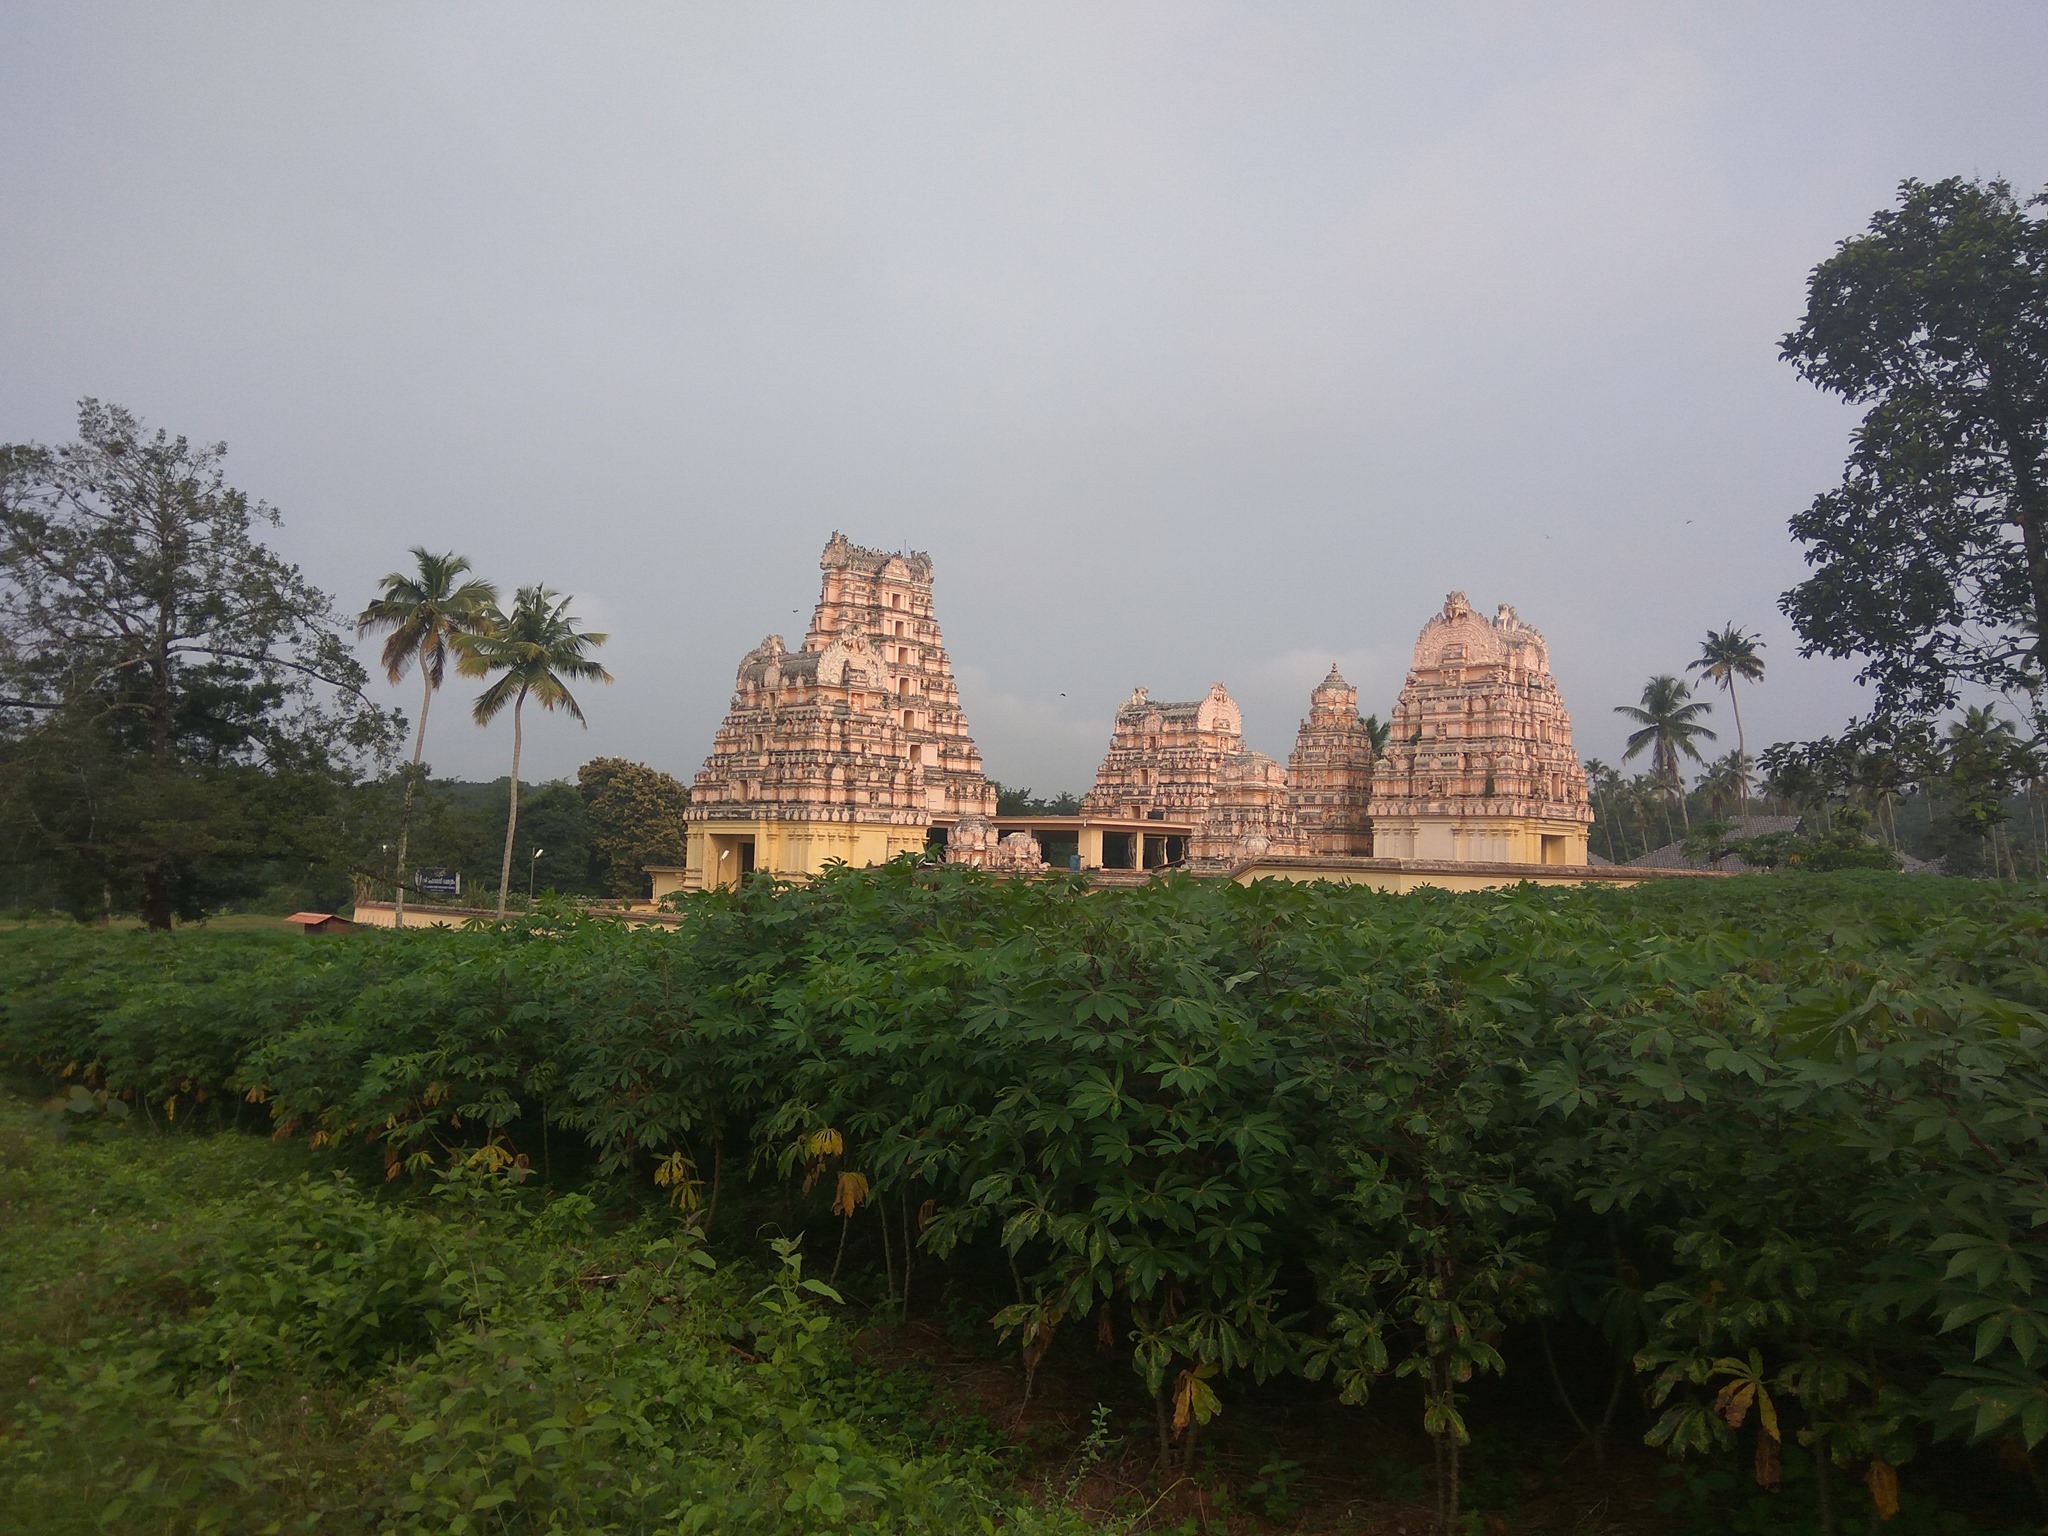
top-left (1367, 592), bottom-right (1592, 865)
top-left (670, 534), bottom-right (996, 894)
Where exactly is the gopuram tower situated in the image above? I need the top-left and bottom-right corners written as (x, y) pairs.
top-left (1286, 665), bottom-right (1378, 856)
top-left (1368, 593), bottom-right (1592, 865)
top-left (1079, 683), bottom-right (1245, 820)
top-left (678, 534), bottom-right (996, 891)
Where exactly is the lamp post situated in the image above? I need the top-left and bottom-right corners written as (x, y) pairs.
top-left (529, 847), bottom-right (544, 905)
top-left (718, 848), bottom-right (730, 889)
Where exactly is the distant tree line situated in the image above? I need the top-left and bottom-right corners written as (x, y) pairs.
top-left (991, 782), bottom-right (1082, 817)
top-left (360, 756), bottom-right (691, 909)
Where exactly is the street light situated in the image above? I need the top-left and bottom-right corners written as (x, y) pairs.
top-left (529, 847), bottom-right (544, 904)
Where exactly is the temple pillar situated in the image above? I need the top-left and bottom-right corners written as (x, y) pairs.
top-left (1078, 825), bottom-right (1105, 869)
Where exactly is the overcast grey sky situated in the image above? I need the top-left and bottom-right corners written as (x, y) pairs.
top-left (5, 4), bottom-right (2046, 791)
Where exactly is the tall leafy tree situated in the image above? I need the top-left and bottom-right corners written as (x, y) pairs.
top-left (459, 585), bottom-right (611, 915)
top-left (0, 400), bottom-right (396, 926)
top-left (356, 550), bottom-right (497, 926)
top-left (1687, 625), bottom-right (1766, 808)
top-left (1780, 177), bottom-right (2048, 728)
top-left (577, 756), bottom-right (690, 899)
top-left (1938, 706), bottom-right (2021, 874)
top-left (1616, 675), bottom-right (1716, 829)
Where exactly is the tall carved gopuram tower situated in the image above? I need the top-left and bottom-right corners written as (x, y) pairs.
top-left (1369, 593), bottom-right (1592, 865)
top-left (679, 534), bottom-right (996, 890)
top-left (1079, 682), bottom-right (1245, 820)
top-left (1287, 664), bottom-right (1378, 856)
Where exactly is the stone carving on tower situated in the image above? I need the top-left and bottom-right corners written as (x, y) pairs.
top-left (1287, 664), bottom-right (1378, 856)
top-left (681, 534), bottom-right (996, 889)
top-left (1079, 682), bottom-right (1245, 820)
top-left (947, 814), bottom-right (1049, 874)
top-left (1369, 593), bottom-right (1592, 865)
top-left (1190, 750), bottom-right (1311, 865)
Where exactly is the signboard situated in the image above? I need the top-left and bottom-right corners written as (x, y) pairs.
top-left (415, 868), bottom-right (461, 898)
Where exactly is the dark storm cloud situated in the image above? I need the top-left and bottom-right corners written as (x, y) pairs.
top-left (4, 4), bottom-right (2045, 788)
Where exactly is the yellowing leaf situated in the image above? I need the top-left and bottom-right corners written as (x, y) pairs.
top-left (244, 1085), bottom-right (267, 1104)
top-left (1867, 1459), bottom-right (1899, 1521)
top-left (1715, 1379), bottom-right (1755, 1429)
top-left (1755, 1385), bottom-right (1779, 1443)
top-left (832, 1170), bottom-right (869, 1217)
top-left (1172, 1368), bottom-right (1222, 1435)
top-left (807, 1127), bottom-right (844, 1160)
top-left (655, 1151), bottom-right (702, 1210)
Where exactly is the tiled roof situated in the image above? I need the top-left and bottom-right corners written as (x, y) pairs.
top-left (1626, 815), bottom-right (1805, 872)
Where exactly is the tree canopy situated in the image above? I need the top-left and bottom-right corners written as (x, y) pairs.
top-left (1615, 674), bottom-right (1716, 822)
top-left (577, 756), bottom-right (690, 898)
top-left (1780, 176), bottom-right (2048, 728)
top-left (0, 401), bottom-right (398, 924)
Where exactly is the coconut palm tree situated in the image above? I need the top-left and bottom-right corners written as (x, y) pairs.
top-left (1687, 626), bottom-right (1765, 809)
top-left (1697, 751), bottom-right (1753, 822)
top-left (356, 550), bottom-right (498, 927)
top-left (1582, 757), bottom-right (1622, 861)
top-left (1362, 713), bottom-right (1392, 756)
top-left (458, 585), bottom-right (612, 916)
top-left (1616, 675), bottom-right (1716, 830)
top-left (1625, 772), bottom-right (1665, 853)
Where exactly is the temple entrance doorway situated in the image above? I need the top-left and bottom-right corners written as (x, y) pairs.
top-left (709, 834), bottom-right (756, 888)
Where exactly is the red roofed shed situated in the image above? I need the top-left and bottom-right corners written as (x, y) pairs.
top-left (284, 912), bottom-right (356, 934)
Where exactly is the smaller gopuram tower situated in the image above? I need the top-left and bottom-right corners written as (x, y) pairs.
top-left (1287, 664), bottom-right (1378, 856)
top-left (1190, 750), bottom-right (1310, 864)
top-left (1370, 593), bottom-right (1592, 865)
top-left (1079, 682), bottom-right (1245, 820)
top-left (679, 534), bottom-right (996, 890)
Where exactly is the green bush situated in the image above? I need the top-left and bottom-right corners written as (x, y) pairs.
top-left (0, 1111), bottom-right (1098, 1534)
top-left (5, 863), bottom-right (2047, 1529)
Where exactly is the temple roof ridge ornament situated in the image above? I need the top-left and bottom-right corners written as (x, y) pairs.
top-left (821, 530), bottom-right (933, 578)
top-left (1312, 663), bottom-right (1354, 700)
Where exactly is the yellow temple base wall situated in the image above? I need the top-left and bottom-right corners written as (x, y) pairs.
top-left (1367, 813), bottom-right (1589, 867)
top-left (663, 819), bottom-right (931, 897)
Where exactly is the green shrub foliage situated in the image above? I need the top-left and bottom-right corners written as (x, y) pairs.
top-left (4, 863), bottom-right (2047, 1526)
